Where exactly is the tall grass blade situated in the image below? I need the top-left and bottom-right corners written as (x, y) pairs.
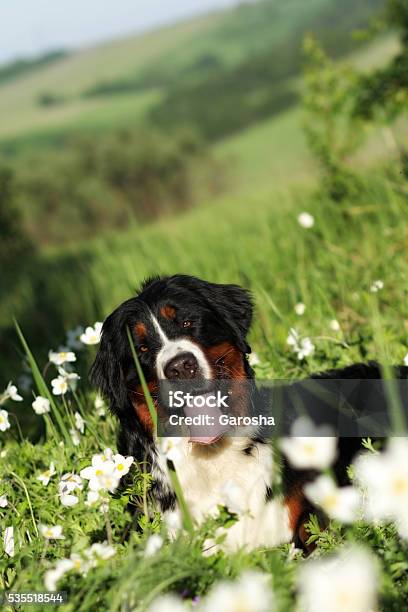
top-left (14, 319), bottom-right (73, 447)
top-left (126, 326), bottom-right (194, 532)
top-left (126, 326), bottom-right (157, 433)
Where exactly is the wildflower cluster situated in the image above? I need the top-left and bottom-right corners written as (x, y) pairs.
top-left (44, 542), bottom-right (115, 591)
top-left (286, 328), bottom-right (315, 360)
top-left (279, 416), bottom-right (408, 540)
top-left (80, 448), bottom-right (134, 505)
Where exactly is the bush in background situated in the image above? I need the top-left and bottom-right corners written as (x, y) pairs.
top-left (12, 127), bottom-right (214, 245)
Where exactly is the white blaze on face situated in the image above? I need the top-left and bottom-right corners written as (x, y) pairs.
top-left (150, 313), bottom-right (211, 379)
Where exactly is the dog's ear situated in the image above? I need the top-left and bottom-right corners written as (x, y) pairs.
top-left (90, 315), bottom-right (128, 414)
top-left (172, 275), bottom-right (253, 353)
top-left (208, 282), bottom-right (253, 351)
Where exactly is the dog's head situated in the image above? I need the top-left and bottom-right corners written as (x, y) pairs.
top-left (90, 274), bottom-right (254, 438)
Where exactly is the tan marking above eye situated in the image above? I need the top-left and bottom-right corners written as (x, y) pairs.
top-left (135, 322), bottom-right (147, 340)
top-left (160, 305), bottom-right (176, 320)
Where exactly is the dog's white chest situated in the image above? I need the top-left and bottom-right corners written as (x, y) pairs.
top-left (170, 438), bottom-right (292, 550)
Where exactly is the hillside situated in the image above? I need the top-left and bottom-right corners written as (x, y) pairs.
top-left (0, 0), bottom-right (386, 153)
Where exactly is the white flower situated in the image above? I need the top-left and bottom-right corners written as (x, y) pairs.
top-left (297, 337), bottom-right (315, 360)
top-left (145, 534), bottom-right (164, 557)
top-left (329, 319), bottom-right (341, 332)
top-left (286, 328), bottom-right (315, 360)
top-left (0, 409), bottom-right (11, 431)
top-left (80, 322), bottom-right (103, 345)
top-left (248, 352), bottom-right (261, 367)
top-left (147, 594), bottom-right (186, 612)
top-left (295, 302), bottom-right (306, 316)
top-left (58, 367), bottom-right (80, 391)
top-left (69, 553), bottom-right (92, 576)
top-left (70, 428), bottom-right (81, 446)
top-left (101, 448), bottom-right (114, 461)
top-left (304, 475), bottom-right (360, 523)
top-left (220, 479), bottom-right (247, 514)
top-left (80, 455), bottom-right (120, 492)
top-left (113, 453), bottom-right (133, 477)
top-left (4, 526), bottom-right (14, 557)
top-left (74, 411), bottom-right (85, 433)
top-left (287, 327), bottom-right (300, 347)
top-left (280, 417), bottom-right (337, 470)
top-left (94, 395), bottom-right (106, 415)
top-left (202, 571), bottom-right (274, 612)
top-left (32, 396), bottom-right (51, 415)
top-left (298, 546), bottom-right (378, 612)
top-left (48, 349), bottom-right (76, 366)
top-left (159, 437), bottom-right (183, 463)
top-left (370, 279), bottom-right (384, 293)
top-left (85, 490), bottom-right (100, 506)
top-left (44, 559), bottom-right (74, 591)
top-left (0, 495), bottom-right (8, 507)
top-left (58, 473), bottom-right (83, 495)
top-left (60, 493), bottom-right (79, 507)
top-left (164, 509), bottom-right (183, 534)
top-left (85, 542), bottom-right (115, 562)
top-left (66, 326), bottom-right (85, 350)
top-left (404, 353), bottom-right (408, 367)
top-left (37, 462), bottom-right (56, 486)
top-left (40, 525), bottom-right (65, 540)
top-left (51, 376), bottom-right (68, 396)
top-left (6, 381), bottom-right (23, 402)
top-left (298, 212), bottom-right (314, 228)
top-left (354, 438), bottom-right (408, 538)
top-left (0, 382), bottom-right (23, 406)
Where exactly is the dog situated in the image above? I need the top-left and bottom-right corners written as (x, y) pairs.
top-left (90, 274), bottom-right (408, 552)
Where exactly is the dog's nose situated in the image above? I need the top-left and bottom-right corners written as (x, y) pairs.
top-left (164, 352), bottom-right (198, 380)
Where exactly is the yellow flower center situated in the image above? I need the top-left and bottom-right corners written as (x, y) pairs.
top-left (336, 591), bottom-right (352, 606)
top-left (392, 477), bottom-right (408, 495)
top-left (117, 464), bottom-right (124, 471)
top-left (303, 442), bottom-right (316, 456)
top-left (95, 469), bottom-right (103, 476)
top-left (323, 494), bottom-right (338, 510)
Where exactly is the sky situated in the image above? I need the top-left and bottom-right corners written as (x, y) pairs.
top-left (0, 0), bottom-right (244, 65)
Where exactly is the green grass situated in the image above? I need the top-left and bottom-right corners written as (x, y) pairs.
top-left (1, 3), bottom-right (407, 606)
top-left (214, 107), bottom-right (314, 194)
top-left (3, 162), bottom-right (408, 379)
top-left (1, 167), bottom-right (408, 610)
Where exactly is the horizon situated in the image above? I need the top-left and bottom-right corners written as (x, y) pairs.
top-left (0, 0), bottom-right (245, 67)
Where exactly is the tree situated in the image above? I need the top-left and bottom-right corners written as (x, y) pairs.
top-left (353, 0), bottom-right (408, 121)
top-left (302, 35), bottom-right (364, 202)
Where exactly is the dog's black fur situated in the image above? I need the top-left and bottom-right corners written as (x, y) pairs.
top-left (91, 274), bottom-right (408, 548)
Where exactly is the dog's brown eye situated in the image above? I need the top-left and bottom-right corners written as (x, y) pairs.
top-left (139, 344), bottom-right (148, 353)
top-left (182, 320), bottom-right (192, 328)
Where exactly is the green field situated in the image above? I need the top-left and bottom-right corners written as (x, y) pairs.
top-left (2, 162), bottom-right (408, 610)
top-left (1, 1), bottom-right (408, 609)
top-left (0, 0), bottom-right (388, 153)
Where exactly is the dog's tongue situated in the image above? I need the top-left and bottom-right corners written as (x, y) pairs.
top-left (184, 393), bottom-right (230, 444)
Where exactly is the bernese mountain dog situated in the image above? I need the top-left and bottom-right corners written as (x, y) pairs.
top-left (90, 274), bottom-right (408, 552)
